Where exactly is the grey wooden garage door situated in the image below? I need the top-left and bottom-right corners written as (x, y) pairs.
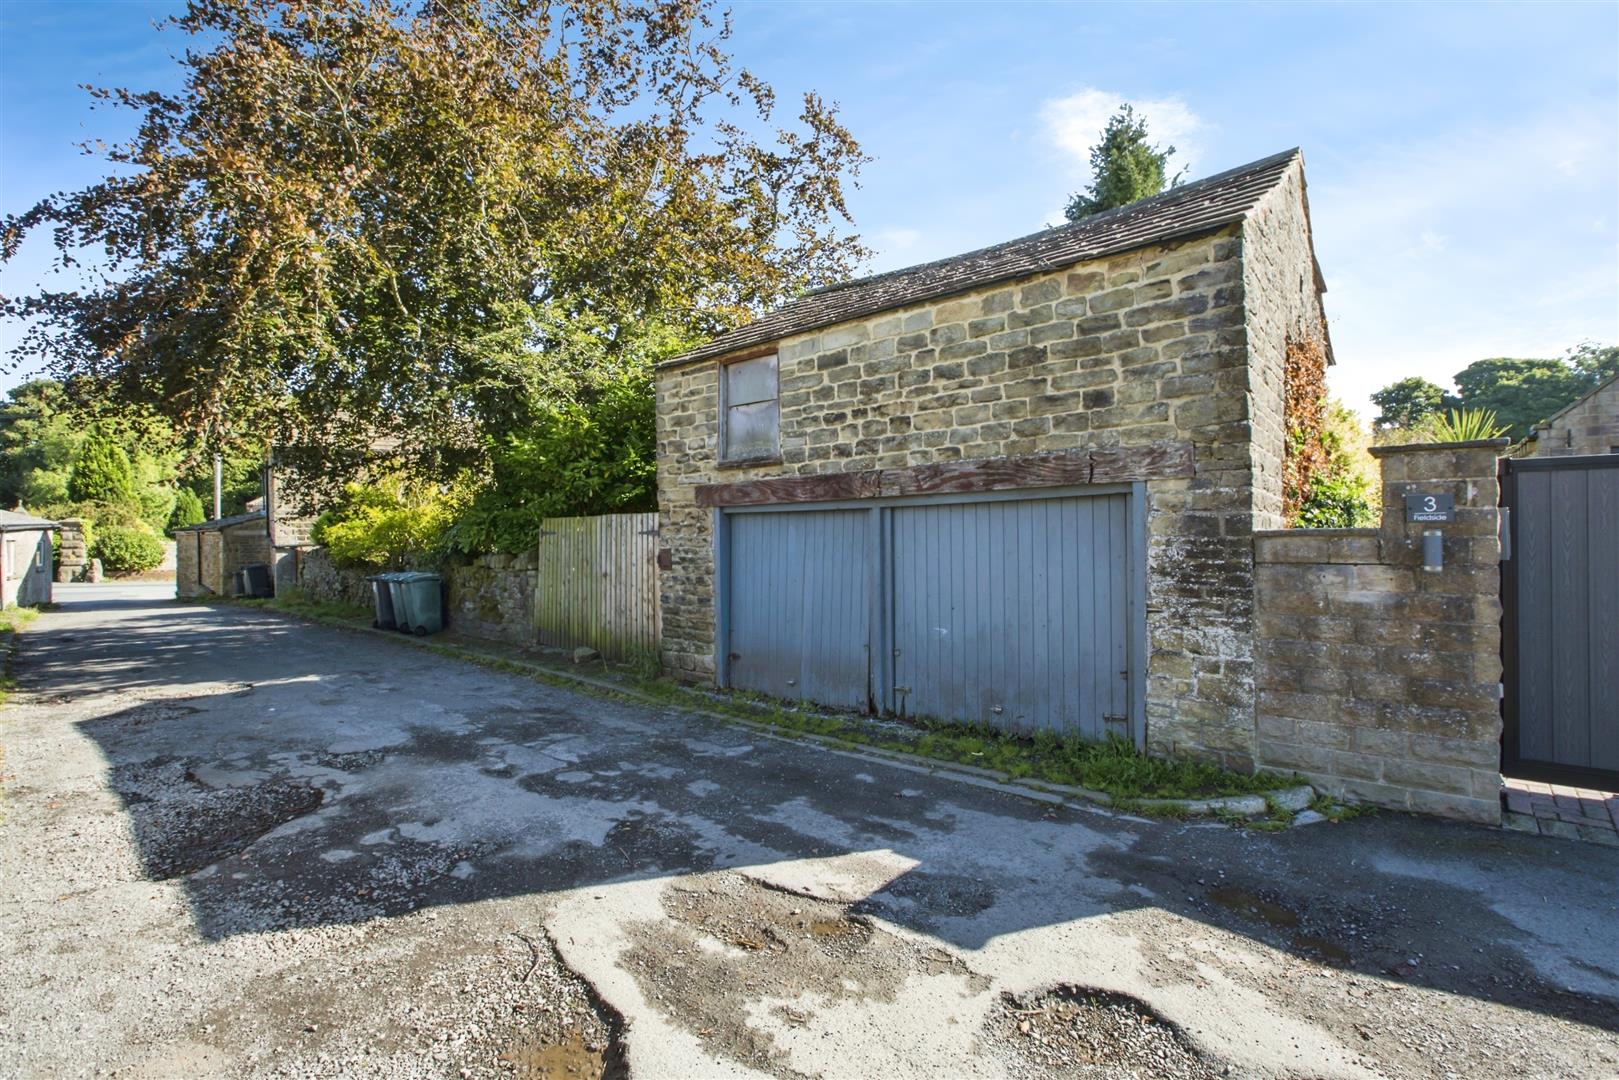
top-left (890, 494), bottom-right (1130, 739)
top-left (724, 509), bottom-right (873, 710)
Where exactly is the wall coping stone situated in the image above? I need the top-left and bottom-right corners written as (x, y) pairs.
top-left (1253, 527), bottom-right (1377, 540)
top-left (1369, 438), bottom-right (1511, 457)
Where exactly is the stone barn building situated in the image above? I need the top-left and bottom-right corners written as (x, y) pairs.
top-left (1519, 372), bottom-right (1619, 458)
top-left (654, 149), bottom-right (1330, 770)
top-left (175, 510), bottom-right (272, 599)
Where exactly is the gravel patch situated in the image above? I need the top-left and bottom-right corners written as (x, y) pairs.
top-left (985, 986), bottom-right (1222, 1080)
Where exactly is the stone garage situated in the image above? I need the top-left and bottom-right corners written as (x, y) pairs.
top-left (175, 510), bottom-right (272, 599)
top-left (654, 149), bottom-right (1329, 770)
top-left (1, 510), bottom-right (57, 608)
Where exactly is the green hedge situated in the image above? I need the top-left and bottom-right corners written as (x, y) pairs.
top-left (92, 525), bottom-right (166, 573)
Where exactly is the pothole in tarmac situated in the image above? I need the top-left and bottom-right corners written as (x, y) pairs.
top-left (622, 871), bottom-right (989, 1077)
top-left (112, 758), bottom-right (325, 878)
top-left (985, 986), bottom-right (1222, 1080)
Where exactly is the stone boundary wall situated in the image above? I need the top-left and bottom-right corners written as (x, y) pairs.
top-left (54, 519), bottom-right (89, 583)
top-left (294, 547), bottom-right (537, 644)
top-left (444, 551), bottom-right (538, 644)
top-left (293, 547), bottom-right (373, 608)
top-left (1253, 441), bottom-right (1507, 823)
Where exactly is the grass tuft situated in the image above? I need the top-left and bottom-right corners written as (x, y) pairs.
top-left (1307, 793), bottom-right (1376, 823)
top-left (0, 605), bottom-right (41, 707)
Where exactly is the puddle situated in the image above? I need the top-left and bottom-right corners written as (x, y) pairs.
top-left (496, 1030), bottom-right (618, 1078)
top-left (1206, 885), bottom-right (1300, 929)
top-left (1208, 886), bottom-right (1353, 966)
top-left (1291, 933), bottom-right (1353, 966)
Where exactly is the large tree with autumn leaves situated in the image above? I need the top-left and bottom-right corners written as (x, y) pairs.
top-left (2, 0), bottom-right (868, 484)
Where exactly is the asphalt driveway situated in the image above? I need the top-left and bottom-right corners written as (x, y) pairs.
top-left (2, 585), bottom-right (1616, 1078)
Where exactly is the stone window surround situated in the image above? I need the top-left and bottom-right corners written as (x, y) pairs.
top-left (718, 347), bottom-right (782, 469)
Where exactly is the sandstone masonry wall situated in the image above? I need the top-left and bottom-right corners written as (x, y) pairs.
top-left (1253, 441), bottom-right (1506, 823)
top-left (657, 159), bottom-right (1326, 768)
top-left (294, 547), bottom-right (373, 607)
top-left (444, 551), bottom-right (538, 644)
top-left (294, 546), bottom-right (536, 644)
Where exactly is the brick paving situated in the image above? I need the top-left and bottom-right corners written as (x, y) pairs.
top-left (1501, 775), bottom-right (1619, 845)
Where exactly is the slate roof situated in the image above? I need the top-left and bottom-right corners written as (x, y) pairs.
top-left (176, 510), bottom-right (266, 533)
top-left (662, 148), bottom-right (1305, 369)
top-left (0, 509), bottom-right (57, 530)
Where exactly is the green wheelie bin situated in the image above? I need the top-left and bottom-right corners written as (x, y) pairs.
top-left (395, 571), bottom-right (444, 636)
top-left (385, 573), bottom-right (414, 633)
top-left (366, 572), bottom-right (400, 630)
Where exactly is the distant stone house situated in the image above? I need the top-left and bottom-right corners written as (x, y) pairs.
top-left (1518, 372), bottom-right (1619, 457)
top-left (0, 510), bottom-right (56, 607)
top-left (175, 511), bottom-right (272, 598)
top-left (264, 449), bottom-right (321, 593)
top-left (655, 149), bottom-right (1330, 770)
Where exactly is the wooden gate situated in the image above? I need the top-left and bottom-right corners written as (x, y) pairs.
top-left (534, 512), bottom-right (660, 661)
top-left (1502, 455), bottom-right (1619, 786)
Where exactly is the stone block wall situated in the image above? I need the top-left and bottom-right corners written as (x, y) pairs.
top-left (294, 547), bottom-right (537, 644)
top-left (294, 547), bottom-right (373, 608)
top-left (658, 159), bottom-right (1326, 768)
top-left (444, 551), bottom-right (538, 644)
top-left (222, 521), bottom-right (273, 588)
top-left (1524, 374), bottom-right (1619, 457)
top-left (1253, 441), bottom-right (1507, 823)
top-left (55, 519), bottom-right (88, 583)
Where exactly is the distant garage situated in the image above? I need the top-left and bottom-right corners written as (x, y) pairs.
top-left (716, 486), bottom-right (1144, 745)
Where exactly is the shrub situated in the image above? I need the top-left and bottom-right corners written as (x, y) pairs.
top-left (1296, 470), bottom-right (1377, 528)
top-left (67, 430), bottom-right (136, 504)
top-left (312, 481), bottom-right (459, 569)
top-left (92, 524), bottom-right (166, 573)
top-left (137, 486), bottom-right (177, 535)
top-left (169, 487), bottom-right (207, 532)
top-left (442, 366), bottom-right (656, 555)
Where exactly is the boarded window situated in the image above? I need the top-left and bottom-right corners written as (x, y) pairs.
top-left (723, 354), bottom-right (779, 461)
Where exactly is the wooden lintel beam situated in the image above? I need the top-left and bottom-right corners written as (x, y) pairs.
top-left (694, 440), bottom-right (1194, 508)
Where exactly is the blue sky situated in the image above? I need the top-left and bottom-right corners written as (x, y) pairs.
top-left (2, 0), bottom-right (1616, 417)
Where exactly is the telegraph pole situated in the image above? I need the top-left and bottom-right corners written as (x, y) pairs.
top-left (213, 453), bottom-right (223, 519)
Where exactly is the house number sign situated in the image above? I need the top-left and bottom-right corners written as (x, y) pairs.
top-left (1404, 492), bottom-right (1455, 523)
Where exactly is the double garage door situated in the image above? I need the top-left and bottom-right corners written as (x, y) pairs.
top-left (720, 488), bottom-right (1142, 743)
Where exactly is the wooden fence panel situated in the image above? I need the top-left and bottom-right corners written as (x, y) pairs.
top-left (534, 512), bottom-right (660, 660)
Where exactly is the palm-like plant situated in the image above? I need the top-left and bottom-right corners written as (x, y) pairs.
top-left (1417, 407), bottom-right (1509, 443)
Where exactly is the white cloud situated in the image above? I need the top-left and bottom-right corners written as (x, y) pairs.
top-left (1313, 106), bottom-right (1619, 414)
top-left (871, 226), bottom-right (922, 254)
top-left (1040, 88), bottom-right (1204, 176)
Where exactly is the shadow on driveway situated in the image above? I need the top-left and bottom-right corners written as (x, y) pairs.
top-left (27, 587), bottom-right (1619, 1039)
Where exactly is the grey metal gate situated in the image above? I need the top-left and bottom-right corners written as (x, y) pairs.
top-left (718, 486), bottom-right (1143, 742)
top-left (890, 494), bottom-right (1131, 739)
top-left (1502, 455), bottom-right (1619, 786)
top-left (723, 509), bottom-right (873, 709)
